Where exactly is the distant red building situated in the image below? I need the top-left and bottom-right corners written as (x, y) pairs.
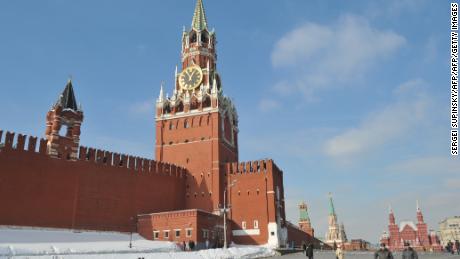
top-left (380, 202), bottom-right (442, 252)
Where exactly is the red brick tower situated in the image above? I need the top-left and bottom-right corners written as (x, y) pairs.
top-left (415, 201), bottom-right (429, 247)
top-left (298, 202), bottom-right (314, 237)
top-left (155, 0), bottom-right (238, 213)
top-left (387, 205), bottom-right (401, 249)
top-left (45, 79), bottom-right (83, 160)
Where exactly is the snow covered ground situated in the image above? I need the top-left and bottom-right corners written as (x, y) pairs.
top-left (0, 227), bottom-right (275, 259)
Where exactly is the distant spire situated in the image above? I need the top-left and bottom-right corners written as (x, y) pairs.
top-left (416, 200), bottom-right (420, 212)
top-left (56, 78), bottom-right (78, 111)
top-left (192, 0), bottom-right (208, 31)
top-left (174, 65), bottom-right (178, 89)
top-left (328, 192), bottom-right (336, 216)
top-left (158, 82), bottom-right (165, 102)
top-left (389, 204), bottom-right (393, 214)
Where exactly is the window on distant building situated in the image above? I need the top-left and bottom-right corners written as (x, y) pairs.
top-left (242, 221), bottom-right (247, 229)
top-left (164, 230), bottom-right (170, 238)
top-left (186, 228), bottom-right (192, 237)
top-left (271, 231), bottom-right (275, 236)
top-left (254, 220), bottom-right (259, 229)
top-left (175, 229), bottom-right (181, 238)
top-left (203, 229), bottom-right (209, 239)
top-left (153, 231), bottom-right (160, 240)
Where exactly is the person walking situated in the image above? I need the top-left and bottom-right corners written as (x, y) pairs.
top-left (374, 243), bottom-right (394, 259)
top-left (455, 240), bottom-right (460, 255)
top-left (335, 244), bottom-right (344, 259)
top-left (306, 243), bottom-right (314, 259)
top-left (402, 242), bottom-right (418, 259)
top-left (302, 242), bottom-right (307, 255)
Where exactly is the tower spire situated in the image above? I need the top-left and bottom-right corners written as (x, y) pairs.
top-left (56, 78), bottom-right (78, 111)
top-left (192, 0), bottom-right (208, 31)
top-left (158, 82), bottom-right (165, 103)
top-left (328, 192), bottom-right (336, 216)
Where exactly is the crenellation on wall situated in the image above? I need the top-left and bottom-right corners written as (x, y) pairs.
top-left (39, 138), bottom-right (47, 154)
top-left (5, 131), bottom-right (15, 150)
top-left (227, 159), bottom-right (276, 175)
top-left (16, 134), bottom-right (26, 151)
top-left (28, 136), bottom-right (38, 153)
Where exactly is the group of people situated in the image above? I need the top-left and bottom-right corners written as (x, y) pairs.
top-left (181, 240), bottom-right (196, 251)
top-left (374, 243), bottom-right (418, 259)
top-left (445, 240), bottom-right (460, 254)
top-left (301, 242), bottom-right (419, 259)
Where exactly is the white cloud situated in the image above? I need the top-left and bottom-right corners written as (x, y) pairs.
top-left (386, 156), bottom-right (460, 175)
top-left (258, 98), bottom-right (280, 112)
top-left (271, 15), bottom-right (405, 99)
top-left (129, 100), bottom-right (154, 114)
top-left (324, 79), bottom-right (429, 159)
top-left (445, 178), bottom-right (460, 189)
top-left (271, 23), bottom-right (333, 68)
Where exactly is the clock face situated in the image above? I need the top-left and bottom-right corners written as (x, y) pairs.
top-left (179, 66), bottom-right (203, 90)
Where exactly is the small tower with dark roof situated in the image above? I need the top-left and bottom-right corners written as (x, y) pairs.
top-left (45, 79), bottom-right (83, 160)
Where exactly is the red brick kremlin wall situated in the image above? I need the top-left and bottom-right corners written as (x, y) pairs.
top-left (226, 159), bottom-right (286, 245)
top-left (0, 130), bottom-right (186, 232)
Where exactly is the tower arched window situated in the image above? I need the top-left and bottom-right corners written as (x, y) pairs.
top-left (164, 104), bottom-right (171, 114)
top-left (201, 32), bottom-right (209, 45)
top-left (184, 119), bottom-right (190, 129)
top-left (176, 101), bottom-right (184, 113)
top-left (202, 97), bottom-right (211, 108)
top-left (190, 31), bottom-right (197, 44)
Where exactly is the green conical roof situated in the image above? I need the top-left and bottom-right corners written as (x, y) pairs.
top-left (192, 0), bottom-right (208, 31)
top-left (300, 206), bottom-right (310, 221)
top-left (328, 193), bottom-right (336, 216)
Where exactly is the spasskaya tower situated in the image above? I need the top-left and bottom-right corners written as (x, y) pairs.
top-left (155, 0), bottom-right (239, 213)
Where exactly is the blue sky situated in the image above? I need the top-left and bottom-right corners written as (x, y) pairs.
top-left (0, 0), bottom-right (457, 242)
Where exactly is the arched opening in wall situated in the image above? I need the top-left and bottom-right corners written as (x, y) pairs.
top-left (190, 97), bottom-right (199, 110)
top-left (190, 31), bottom-right (197, 44)
top-left (58, 124), bottom-right (69, 137)
top-left (184, 119), bottom-right (190, 129)
top-left (176, 101), bottom-right (184, 113)
top-left (199, 116), bottom-right (203, 126)
top-left (202, 96), bottom-right (211, 108)
top-left (201, 32), bottom-right (209, 45)
top-left (164, 104), bottom-right (171, 114)
top-left (169, 122), bottom-right (174, 130)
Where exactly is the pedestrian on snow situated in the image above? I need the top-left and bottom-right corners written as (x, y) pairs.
top-left (182, 241), bottom-right (186, 251)
top-left (302, 242), bottom-right (307, 255)
top-left (447, 240), bottom-right (454, 254)
top-left (402, 242), bottom-right (418, 259)
top-left (335, 244), bottom-right (344, 259)
top-left (306, 243), bottom-right (314, 259)
top-left (188, 240), bottom-right (195, 251)
top-left (455, 240), bottom-right (460, 255)
top-left (374, 243), bottom-right (394, 259)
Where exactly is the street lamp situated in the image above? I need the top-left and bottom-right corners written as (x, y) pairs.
top-left (222, 179), bottom-right (237, 249)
